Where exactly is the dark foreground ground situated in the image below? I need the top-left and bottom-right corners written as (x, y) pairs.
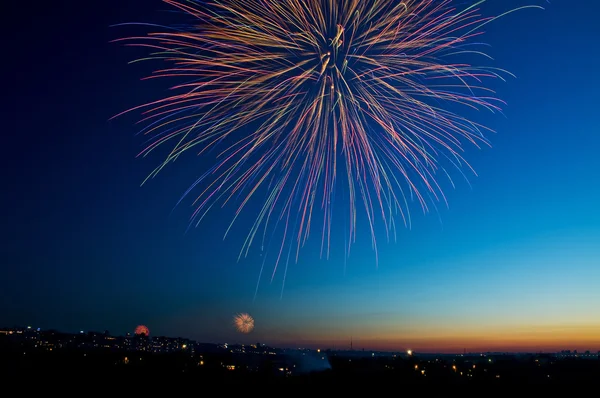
top-left (2, 344), bottom-right (599, 392)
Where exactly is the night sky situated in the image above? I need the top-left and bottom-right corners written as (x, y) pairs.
top-left (3, 0), bottom-right (600, 353)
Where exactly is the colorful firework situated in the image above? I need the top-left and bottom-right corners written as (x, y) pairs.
top-left (134, 325), bottom-right (150, 336)
top-left (114, 1), bottom-right (542, 288)
top-left (233, 313), bottom-right (255, 333)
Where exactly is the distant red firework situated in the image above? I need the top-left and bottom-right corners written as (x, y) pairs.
top-left (134, 325), bottom-right (150, 336)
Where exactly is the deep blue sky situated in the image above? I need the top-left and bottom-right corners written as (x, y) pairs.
top-left (3, 0), bottom-right (599, 352)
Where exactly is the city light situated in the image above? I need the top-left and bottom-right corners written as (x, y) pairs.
top-left (3, 325), bottom-right (599, 384)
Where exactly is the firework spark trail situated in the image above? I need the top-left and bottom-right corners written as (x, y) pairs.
top-left (114, 0), bottom-right (543, 291)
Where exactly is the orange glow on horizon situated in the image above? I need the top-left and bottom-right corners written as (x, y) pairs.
top-left (262, 322), bottom-right (600, 353)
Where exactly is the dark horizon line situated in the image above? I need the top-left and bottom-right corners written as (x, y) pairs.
top-left (3, 325), bottom-right (599, 355)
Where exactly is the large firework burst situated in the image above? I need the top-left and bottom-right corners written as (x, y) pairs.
top-left (115, 0), bottom-right (541, 286)
top-left (233, 313), bottom-right (255, 333)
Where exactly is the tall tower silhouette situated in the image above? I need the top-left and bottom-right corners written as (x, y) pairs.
top-left (350, 336), bottom-right (353, 350)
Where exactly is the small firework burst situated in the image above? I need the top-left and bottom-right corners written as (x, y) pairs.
top-left (233, 313), bottom-right (255, 334)
top-left (134, 325), bottom-right (150, 336)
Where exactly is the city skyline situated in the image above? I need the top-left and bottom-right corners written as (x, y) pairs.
top-left (4, 323), bottom-right (600, 355)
